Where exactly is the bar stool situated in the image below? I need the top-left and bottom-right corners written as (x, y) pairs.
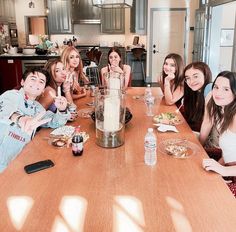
top-left (85, 50), bottom-right (102, 86)
top-left (131, 48), bottom-right (146, 81)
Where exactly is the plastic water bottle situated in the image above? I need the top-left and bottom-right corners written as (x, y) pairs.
top-left (144, 128), bottom-right (157, 165)
top-left (144, 84), bottom-right (152, 99)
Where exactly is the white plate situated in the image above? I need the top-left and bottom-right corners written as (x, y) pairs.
top-left (159, 138), bottom-right (199, 158)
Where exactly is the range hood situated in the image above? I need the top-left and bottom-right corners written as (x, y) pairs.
top-left (72, 0), bottom-right (101, 24)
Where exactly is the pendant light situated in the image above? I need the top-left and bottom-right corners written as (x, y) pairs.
top-left (92, 0), bottom-right (133, 8)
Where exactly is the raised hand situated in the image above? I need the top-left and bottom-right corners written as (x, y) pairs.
top-left (108, 64), bottom-right (123, 74)
top-left (165, 72), bottom-right (175, 81)
top-left (19, 111), bottom-right (52, 136)
top-left (54, 96), bottom-right (68, 111)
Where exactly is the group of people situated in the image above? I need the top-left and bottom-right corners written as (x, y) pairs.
top-left (0, 45), bottom-right (236, 198)
top-left (0, 46), bottom-right (129, 172)
top-left (159, 53), bottom-right (236, 196)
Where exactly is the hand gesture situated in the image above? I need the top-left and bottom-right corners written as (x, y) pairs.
top-left (62, 80), bottom-right (71, 94)
top-left (165, 71), bottom-right (175, 81)
top-left (109, 64), bottom-right (123, 74)
top-left (19, 111), bottom-right (51, 136)
top-left (54, 96), bottom-right (68, 111)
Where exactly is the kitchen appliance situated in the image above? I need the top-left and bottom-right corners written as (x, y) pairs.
top-left (72, 0), bottom-right (101, 24)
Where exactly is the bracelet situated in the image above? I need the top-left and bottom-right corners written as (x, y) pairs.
top-left (15, 115), bottom-right (25, 128)
top-left (59, 108), bottom-right (68, 114)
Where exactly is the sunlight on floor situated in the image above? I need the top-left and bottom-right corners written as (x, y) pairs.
top-left (113, 195), bottom-right (145, 232)
top-left (166, 196), bottom-right (192, 232)
top-left (7, 196), bottom-right (34, 230)
top-left (52, 196), bottom-right (87, 232)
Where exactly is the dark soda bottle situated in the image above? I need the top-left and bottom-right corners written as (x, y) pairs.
top-left (72, 126), bottom-right (83, 156)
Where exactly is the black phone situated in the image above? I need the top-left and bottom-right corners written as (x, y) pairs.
top-left (24, 159), bottom-right (54, 174)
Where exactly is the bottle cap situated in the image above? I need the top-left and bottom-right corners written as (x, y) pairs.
top-left (75, 126), bottom-right (81, 133)
top-left (148, 128), bottom-right (153, 132)
top-left (147, 84), bottom-right (151, 87)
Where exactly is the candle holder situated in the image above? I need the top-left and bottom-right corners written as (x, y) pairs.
top-left (95, 88), bottom-right (126, 148)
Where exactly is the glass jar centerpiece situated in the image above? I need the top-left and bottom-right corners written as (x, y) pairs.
top-left (95, 88), bottom-right (126, 148)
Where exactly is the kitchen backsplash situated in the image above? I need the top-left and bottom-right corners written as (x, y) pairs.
top-left (50, 24), bottom-right (146, 47)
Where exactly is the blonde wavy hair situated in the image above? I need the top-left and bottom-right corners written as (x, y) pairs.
top-left (61, 46), bottom-right (87, 82)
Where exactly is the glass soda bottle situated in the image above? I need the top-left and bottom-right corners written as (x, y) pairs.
top-left (144, 128), bottom-right (157, 165)
top-left (72, 126), bottom-right (83, 156)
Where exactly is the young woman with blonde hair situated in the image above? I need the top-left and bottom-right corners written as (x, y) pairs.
top-left (61, 46), bottom-right (88, 100)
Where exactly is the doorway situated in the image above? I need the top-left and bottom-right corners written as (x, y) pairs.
top-left (149, 8), bottom-right (187, 82)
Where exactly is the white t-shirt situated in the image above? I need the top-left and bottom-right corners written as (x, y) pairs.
top-left (219, 129), bottom-right (236, 163)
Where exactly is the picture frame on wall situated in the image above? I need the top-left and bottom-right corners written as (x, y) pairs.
top-left (220, 29), bottom-right (234, 47)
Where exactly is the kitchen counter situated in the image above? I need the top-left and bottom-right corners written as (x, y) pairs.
top-left (0, 53), bottom-right (59, 60)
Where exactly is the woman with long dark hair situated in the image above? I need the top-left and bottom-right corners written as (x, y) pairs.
top-left (201, 71), bottom-right (236, 197)
top-left (101, 47), bottom-right (131, 89)
top-left (159, 53), bottom-right (185, 106)
top-left (183, 61), bottom-right (212, 132)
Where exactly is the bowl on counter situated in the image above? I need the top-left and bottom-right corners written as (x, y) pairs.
top-left (23, 48), bottom-right (36, 55)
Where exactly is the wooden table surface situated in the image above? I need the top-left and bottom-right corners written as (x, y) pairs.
top-left (1, 87), bottom-right (236, 232)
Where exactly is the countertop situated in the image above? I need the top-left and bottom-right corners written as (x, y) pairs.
top-left (0, 53), bottom-right (59, 60)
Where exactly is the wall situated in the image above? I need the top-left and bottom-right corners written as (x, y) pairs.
top-left (14, 0), bottom-right (45, 46)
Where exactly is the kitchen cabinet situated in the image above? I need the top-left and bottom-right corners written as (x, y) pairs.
top-left (0, 59), bottom-right (22, 94)
top-left (98, 47), bottom-right (126, 70)
top-left (101, 8), bottom-right (125, 34)
top-left (130, 0), bottom-right (147, 35)
top-left (0, 0), bottom-right (15, 22)
top-left (47, 0), bottom-right (72, 34)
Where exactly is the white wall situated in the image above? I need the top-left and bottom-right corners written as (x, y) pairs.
top-left (14, 0), bottom-right (45, 46)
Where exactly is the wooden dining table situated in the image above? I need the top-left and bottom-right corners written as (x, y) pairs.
top-left (1, 87), bottom-right (236, 232)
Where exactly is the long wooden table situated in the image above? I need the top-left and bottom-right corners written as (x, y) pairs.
top-left (1, 87), bottom-right (236, 232)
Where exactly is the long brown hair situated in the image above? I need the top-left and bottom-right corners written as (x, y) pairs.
top-left (61, 46), bottom-right (87, 81)
top-left (207, 71), bottom-right (236, 134)
top-left (183, 62), bottom-right (212, 128)
top-left (107, 47), bottom-right (124, 71)
top-left (44, 58), bottom-right (62, 89)
top-left (161, 53), bottom-right (184, 91)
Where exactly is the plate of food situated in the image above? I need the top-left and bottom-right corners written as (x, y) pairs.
top-left (159, 138), bottom-right (199, 158)
top-left (49, 126), bottom-right (89, 148)
top-left (77, 108), bottom-right (94, 118)
top-left (153, 112), bottom-right (182, 125)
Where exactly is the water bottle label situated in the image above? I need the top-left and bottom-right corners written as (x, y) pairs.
top-left (145, 141), bottom-right (156, 148)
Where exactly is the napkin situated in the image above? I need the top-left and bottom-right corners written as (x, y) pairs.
top-left (154, 123), bottom-right (179, 133)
